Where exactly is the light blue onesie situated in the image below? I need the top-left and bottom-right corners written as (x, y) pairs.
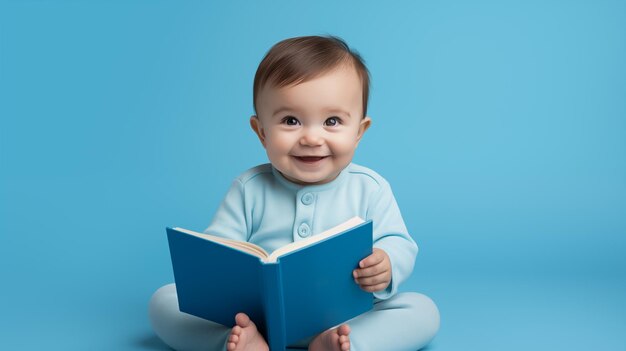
top-left (149, 163), bottom-right (440, 350)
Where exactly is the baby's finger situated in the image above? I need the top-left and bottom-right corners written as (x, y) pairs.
top-left (353, 263), bottom-right (387, 279)
top-left (359, 282), bottom-right (390, 293)
top-left (354, 271), bottom-right (389, 286)
top-left (358, 250), bottom-right (384, 268)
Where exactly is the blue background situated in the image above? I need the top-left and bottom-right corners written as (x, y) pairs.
top-left (1, 0), bottom-right (625, 350)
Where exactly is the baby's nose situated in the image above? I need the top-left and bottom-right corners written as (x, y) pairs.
top-left (299, 128), bottom-right (324, 146)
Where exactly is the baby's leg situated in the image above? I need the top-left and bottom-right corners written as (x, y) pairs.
top-left (149, 284), bottom-right (230, 351)
top-left (348, 292), bottom-right (440, 351)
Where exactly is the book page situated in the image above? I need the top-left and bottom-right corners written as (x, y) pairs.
top-left (173, 228), bottom-right (270, 259)
top-left (266, 216), bottom-right (365, 263)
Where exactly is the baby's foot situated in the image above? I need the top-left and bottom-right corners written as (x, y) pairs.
top-left (309, 324), bottom-right (351, 351)
top-left (227, 313), bottom-right (269, 351)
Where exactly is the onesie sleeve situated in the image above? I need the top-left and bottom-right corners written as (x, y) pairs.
top-left (203, 179), bottom-right (250, 242)
top-left (367, 179), bottom-right (418, 300)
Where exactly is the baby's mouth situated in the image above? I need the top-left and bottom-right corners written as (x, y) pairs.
top-left (294, 156), bottom-right (328, 163)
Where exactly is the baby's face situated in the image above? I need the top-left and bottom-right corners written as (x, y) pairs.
top-left (252, 65), bottom-right (371, 185)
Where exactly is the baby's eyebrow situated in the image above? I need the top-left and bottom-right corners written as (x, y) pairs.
top-left (271, 106), bottom-right (352, 119)
top-left (324, 108), bottom-right (352, 118)
top-left (272, 106), bottom-right (298, 117)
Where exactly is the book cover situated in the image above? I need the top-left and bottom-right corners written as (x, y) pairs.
top-left (166, 219), bottom-right (374, 349)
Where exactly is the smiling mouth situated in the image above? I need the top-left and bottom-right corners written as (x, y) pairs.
top-left (293, 156), bottom-right (328, 163)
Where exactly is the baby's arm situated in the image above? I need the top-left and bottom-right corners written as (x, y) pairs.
top-left (352, 248), bottom-right (392, 292)
top-left (365, 178), bottom-right (418, 298)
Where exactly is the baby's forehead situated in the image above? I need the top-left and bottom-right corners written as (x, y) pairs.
top-left (256, 68), bottom-right (364, 118)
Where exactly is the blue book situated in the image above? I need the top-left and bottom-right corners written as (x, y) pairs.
top-left (166, 217), bottom-right (373, 350)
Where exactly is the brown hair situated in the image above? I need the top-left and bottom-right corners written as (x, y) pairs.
top-left (253, 35), bottom-right (370, 118)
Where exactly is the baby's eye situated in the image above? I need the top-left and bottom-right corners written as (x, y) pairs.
top-left (281, 116), bottom-right (300, 126)
top-left (324, 116), bottom-right (341, 127)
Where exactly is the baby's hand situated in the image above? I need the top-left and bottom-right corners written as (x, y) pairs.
top-left (352, 248), bottom-right (391, 293)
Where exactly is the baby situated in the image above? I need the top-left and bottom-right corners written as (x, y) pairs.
top-left (150, 35), bottom-right (440, 351)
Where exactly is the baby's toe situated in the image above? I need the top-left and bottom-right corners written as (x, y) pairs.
top-left (338, 324), bottom-right (351, 336)
top-left (235, 313), bottom-right (251, 327)
top-left (229, 334), bottom-right (239, 343)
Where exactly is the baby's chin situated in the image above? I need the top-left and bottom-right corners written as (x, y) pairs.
top-left (280, 169), bottom-right (340, 186)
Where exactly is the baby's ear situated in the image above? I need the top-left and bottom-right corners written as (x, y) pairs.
top-left (250, 115), bottom-right (267, 147)
top-left (357, 116), bottom-right (372, 141)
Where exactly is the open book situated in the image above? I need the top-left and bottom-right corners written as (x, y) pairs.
top-left (172, 216), bottom-right (366, 263)
top-left (166, 217), bottom-right (373, 350)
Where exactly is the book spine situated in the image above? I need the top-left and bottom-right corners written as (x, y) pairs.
top-left (261, 262), bottom-right (287, 350)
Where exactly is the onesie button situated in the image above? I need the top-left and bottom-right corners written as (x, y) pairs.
top-left (298, 223), bottom-right (310, 238)
top-left (301, 193), bottom-right (314, 205)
